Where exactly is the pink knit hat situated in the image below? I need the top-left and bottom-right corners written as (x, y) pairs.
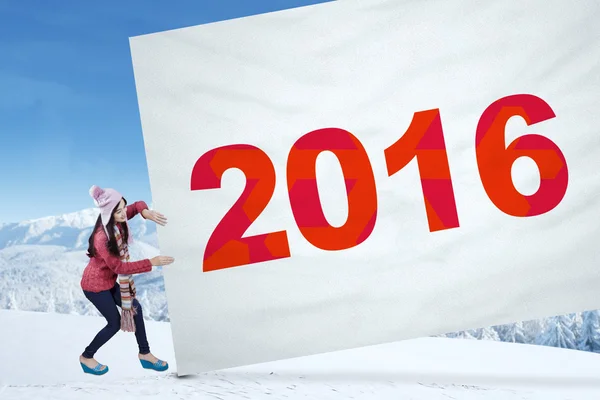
top-left (89, 185), bottom-right (133, 244)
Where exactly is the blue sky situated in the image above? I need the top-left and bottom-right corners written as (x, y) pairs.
top-left (0, 0), bottom-right (330, 224)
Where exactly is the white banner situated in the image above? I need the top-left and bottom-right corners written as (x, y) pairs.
top-left (130, 0), bottom-right (600, 375)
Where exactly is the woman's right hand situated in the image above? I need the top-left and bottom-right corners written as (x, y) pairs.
top-left (151, 256), bottom-right (175, 266)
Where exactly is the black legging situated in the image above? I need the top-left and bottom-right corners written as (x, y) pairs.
top-left (82, 282), bottom-right (150, 358)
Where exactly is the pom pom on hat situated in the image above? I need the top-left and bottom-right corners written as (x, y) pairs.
top-left (89, 185), bottom-right (110, 208)
top-left (89, 184), bottom-right (121, 210)
top-left (89, 185), bottom-right (104, 201)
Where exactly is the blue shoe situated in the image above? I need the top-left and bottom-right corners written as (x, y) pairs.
top-left (80, 361), bottom-right (108, 375)
top-left (140, 358), bottom-right (169, 371)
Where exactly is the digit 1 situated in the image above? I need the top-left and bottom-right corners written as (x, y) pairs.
top-left (384, 109), bottom-right (460, 232)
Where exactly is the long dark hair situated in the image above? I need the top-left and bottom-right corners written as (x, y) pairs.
top-left (86, 197), bottom-right (129, 258)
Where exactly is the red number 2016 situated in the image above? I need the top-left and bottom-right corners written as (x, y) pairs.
top-left (191, 94), bottom-right (569, 272)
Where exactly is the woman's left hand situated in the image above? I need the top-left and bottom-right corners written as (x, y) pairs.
top-left (142, 209), bottom-right (168, 226)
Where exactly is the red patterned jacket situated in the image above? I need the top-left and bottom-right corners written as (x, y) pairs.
top-left (80, 201), bottom-right (153, 293)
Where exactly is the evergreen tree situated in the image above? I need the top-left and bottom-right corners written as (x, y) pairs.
top-left (536, 315), bottom-right (576, 349)
top-left (570, 312), bottom-right (582, 342)
top-left (523, 318), bottom-right (545, 344)
top-left (454, 330), bottom-right (476, 340)
top-left (577, 310), bottom-right (600, 353)
top-left (474, 327), bottom-right (500, 341)
top-left (499, 321), bottom-right (526, 343)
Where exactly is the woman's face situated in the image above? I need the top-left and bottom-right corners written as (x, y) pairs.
top-left (113, 199), bottom-right (127, 223)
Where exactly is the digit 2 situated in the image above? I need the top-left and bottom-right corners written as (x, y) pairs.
top-left (190, 144), bottom-right (291, 272)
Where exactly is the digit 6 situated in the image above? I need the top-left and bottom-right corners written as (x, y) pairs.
top-left (475, 94), bottom-right (568, 217)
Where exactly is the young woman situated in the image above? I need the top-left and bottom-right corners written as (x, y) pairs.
top-left (79, 185), bottom-right (175, 376)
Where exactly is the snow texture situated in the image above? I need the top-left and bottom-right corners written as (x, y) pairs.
top-left (3, 309), bottom-right (600, 399)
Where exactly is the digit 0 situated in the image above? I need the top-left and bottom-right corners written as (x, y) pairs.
top-left (287, 128), bottom-right (378, 251)
top-left (190, 144), bottom-right (291, 272)
top-left (475, 94), bottom-right (569, 216)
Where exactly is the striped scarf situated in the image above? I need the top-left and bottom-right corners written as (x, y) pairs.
top-left (115, 224), bottom-right (137, 332)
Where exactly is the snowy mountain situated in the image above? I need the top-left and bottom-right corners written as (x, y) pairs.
top-left (3, 310), bottom-right (600, 399)
top-left (2, 208), bottom-right (600, 354)
top-left (0, 208), bottom-right (168, 321)
top-left (0, 207), bottom-right (158, 249)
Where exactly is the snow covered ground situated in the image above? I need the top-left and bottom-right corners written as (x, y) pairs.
top-left (2, 309), bottom-right (600, 399)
